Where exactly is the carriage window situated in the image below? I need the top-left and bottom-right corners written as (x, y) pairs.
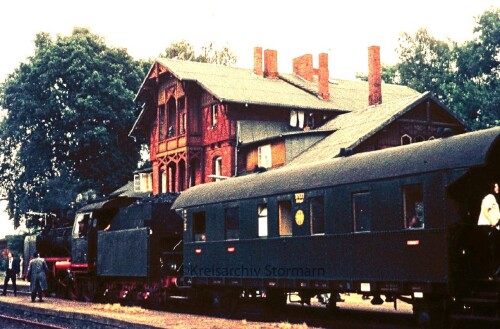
top-left (279, 200), bottom-right (293, 236)
top-left (310, 196), bottom-right (325, 234)
top-left (225, 207), bottom-right (239, 240)
top-left (353, 192), bottom-right (371, 232)
top-left (193, 211), bottom-right (206, 242)
top-left (403, 185), bottom-right (425, 229)
top-left (258, 204), bottom-right (268, 237)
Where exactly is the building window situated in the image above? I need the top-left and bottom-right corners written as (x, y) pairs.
top-left (258, 144), bottom-right (272, 168)
top-left (178, 160), bottom-right (186, 192)
top-left (180, 112), bottom-right (187, 135)
top-left (306, 112), bottom-right (315, 129)
top-left (353, 192), bottom-right (371, 232)
top-left (401, 134), bottom-right (412, 145)
top-left (193, 211), bottom-right (206, 242)
top-left (310, 196), bottom-right (325, 235)
top-left (213, 156), bottom-right (222, 181)
top-left (189, 159), bottom-right (200, 187)
top-left (167, 163), bottom-right (176, 192)
top-left (415, 135), bottom-right (425, 143)
top-left (211, 104), bottom-right (218, 128)
top-left (403, 185), bottom-right (425, 229)
top-left (258, 204), bottom-right (268, 237)
top-left (279, 200), bottom-right (293, 236)
top-left (178, 96), bottom-right (186, 134)
top-left (289, 110), bottom-right (305, 128)
top-left (290, 110), bottom-right (297, 127)
top-left (225, 207), bottom-right (239, 240)
top-left (159, 105), bottom-right (167, 140)
top-left (134, 173), bottom-right (152, 192)
top-left (167, 98), bottom-right (176, 137)
top-left (161, 171), bottom-right (167, 194)
top-left (297, 111), bottom-right (305, 128)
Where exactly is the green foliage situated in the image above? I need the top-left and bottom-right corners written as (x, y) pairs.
top-left (6, 234), bottom-right (26, 258)
top-left (355, 63), bottom-right (398, 84)
top-left (386, 8), bottom-right (499, 130)
top-left (0, 28), bottom-right (149, 226)
top-left (160, 40), bottom-right (237, 66)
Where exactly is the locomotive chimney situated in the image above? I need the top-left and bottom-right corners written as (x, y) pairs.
top-left (264, 49), bottom-right (279, 79)
top-left (368, 45), bottom-right (382, 106)
top-left (254, 47), bottom-right (263, 77)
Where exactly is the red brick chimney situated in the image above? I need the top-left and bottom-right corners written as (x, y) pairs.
top-left (254, 47), bottom-right (263, 76)
top-left (317, 53), bottom-right (329, 100)
top-left (368, 45), bottom-right (382, 106)
top-left (264, 49), bottom-right (279, 79)
top-left (293, 54), bottom-right (314, 81)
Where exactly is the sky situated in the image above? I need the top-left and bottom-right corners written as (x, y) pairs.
top-left (0, 0), bottom-right (499, 237)
top-left (0, 0), bottom-right (499, 85)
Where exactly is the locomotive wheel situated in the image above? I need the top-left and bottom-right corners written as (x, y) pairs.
top-left (326, 292), bottom-right (339, 314)
top-left (413, 295), bottom-right (449, 329)
top-left (265, 289), bottom-right (287, 312)
top-left (79, 278), bottom-right (96, 302)
top-left (212, 290), bottom-right (239, 318)
top-left (68, 281), bottom-right (79, 301)
top-left (190, 289), bottom-right (213, 312)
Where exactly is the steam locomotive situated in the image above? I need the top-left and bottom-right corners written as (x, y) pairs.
top-left (28, 126), bottom-right (500, 327)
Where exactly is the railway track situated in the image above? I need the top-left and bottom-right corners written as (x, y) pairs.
top-left (1, 283), bottom-right (496, 328)
top-left (0, 313), bottom-right (67, 329)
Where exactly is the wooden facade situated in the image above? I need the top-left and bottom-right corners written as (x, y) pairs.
top-left (131, 47), bottom-right (465, 195)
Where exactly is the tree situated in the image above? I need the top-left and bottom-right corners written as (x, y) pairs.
top-left (387, 8), bottom-right (499, 130)
top-left (453, 8), bottom-right (500, 129)
top-left (0, 28), bottom-right (149, 227)
top-left (356, 63), bottom-right (398, 84)
top-left (160, 40), bottom-right (237, 66)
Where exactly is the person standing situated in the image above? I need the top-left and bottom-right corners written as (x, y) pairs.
top-left (26, 251), bottom-right (48, 302)
top-left (2, 252), bottom-right (20, 296)
top-left (478, 182), bottom-right (500, 278)
top-left (478, 182), bottom-right (500, 227)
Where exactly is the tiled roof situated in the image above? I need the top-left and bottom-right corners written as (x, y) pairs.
top-left (288, 92), bottom-right (438, 165)
top-left (153, 59), bottom-right (339, 111)
top-left (144, 58), bottom-right (419, 112)
top-left (280, 73), bottom-right (419, 112)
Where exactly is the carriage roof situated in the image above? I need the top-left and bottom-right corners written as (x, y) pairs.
top-left (173, 127), bottom-right (500, 209)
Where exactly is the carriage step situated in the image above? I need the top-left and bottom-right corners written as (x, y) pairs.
top-left (451, 314), bottom-right (500, 324)
top-left (460, 297), bottom-right (499, 305)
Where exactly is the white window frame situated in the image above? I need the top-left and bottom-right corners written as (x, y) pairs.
top-left (213, 156), bottom-right (222, 181)
top-left (161, 171), bottom-right (167, 193)
top-left (258, 204), bottom-right (268, 237)
top-left (258, 144), bottom-right (272, 168)
top-left (290, 110), bottom-right (298, 127)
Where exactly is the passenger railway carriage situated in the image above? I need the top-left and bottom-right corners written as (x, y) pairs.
top-left (172, 126), bottom-right (500, 325)
top-left (25, 127), bottom-right (500, 328)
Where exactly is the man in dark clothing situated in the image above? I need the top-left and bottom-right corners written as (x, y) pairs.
top-left (27, 251), bottom-right (48, 302)
top-left (2, 252), bottom-right (20, 296)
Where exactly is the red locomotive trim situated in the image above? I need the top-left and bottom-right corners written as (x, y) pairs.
top-left (44, 257), bottom-right (70, 263)
top-left (54, 261), bottom-right (71, 271)
top-left (70, 263), bottom-right (89, 269)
